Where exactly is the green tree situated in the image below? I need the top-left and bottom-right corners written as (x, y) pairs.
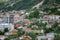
top-left (17, 28), bottom-right (25, 36)
top-left (29, 9), bottom-right (40, 19)
top-left (4, 38), bottom-right (10, 40)
top-left (47, 10), bottom-right (51, 14)
top-left (54, 35), bottom-right (60, 40)
top-left (26, 32), bottom-right (36, 40)
top-left (44, 28), bottom-right (53, 33)
top-left (4, 28), bottom-right (9, 32)
top-left (7, 34), bottom-right (18, 39)
top-left (0, 30), bottom-right (4, 35)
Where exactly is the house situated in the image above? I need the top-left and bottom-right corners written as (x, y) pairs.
top-left (46, 24), bottom-right (52, 28)
top-left (32, 25), bottom-right (38, 28)
top-left (23, 27), bottom-right (32, 32)
top-left (33, 29), bottom-right (44, 33)
top-left (42, 20), bottom-right (48, 24)
top-left (14, 13), bottom-right (21, 23)
top-left (31, 18), bottom-right (39, 23)
top-left (40, 15), bottom-right (60, 24)
top-left (5, 29), bottom-right (18, 36)
top-left (5, 32), bottom-right (13, 35)
top-left (22, 19), bottom-right (31, 25)
top-left (37, 33), bottom-right (54, 40)
top-left (19, 35), bottom-right (32, 40)
top-left (41, 15), bottom-right (60, 20)
top-left (46, 33), bottom-right (55, 40)
top-left (37, 35), bottom-right (47, 40)
top-left (17, 26), bottom-right (23, 29)
top-left (11, 29), bottom-right (18, 33)
top-left (14, 23), bottom-right (23, 27)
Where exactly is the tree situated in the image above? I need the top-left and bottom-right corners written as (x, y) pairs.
top-left (52, 21), bottom-right (58, 28)
top-left (26, 32), bottom-right (37, 40)
top-left (17, 28), bottom-right (25, 36)
top-left (4, 28), bottom-right (9, 32)
top-left (44, 28), bottom-right (53, 33)
top-left (47, 10), bottom-right (51, 14)
top-left (29, 9), bottom-right (40, 19)
top-left (7, 34), bottom-right (18, 39)
top-left (54, 35), bottom-right (60, 40)
top-left (4, 38), bottom-right (10, 40)
top-left (55, 11), bottom-right (60, 15)
top-left (0, 30), bottom-right (4, 35)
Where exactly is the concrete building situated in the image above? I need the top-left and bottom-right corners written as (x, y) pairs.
top-left (0, 35), bottom-right (6, 40)
top-left (0, 23), bottom-right (14, 31)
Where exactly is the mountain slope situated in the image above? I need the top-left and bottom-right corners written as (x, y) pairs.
top-left (0, 0), bottom-right (42, 11)
top-left (0, 0), bottom-right (60, 11)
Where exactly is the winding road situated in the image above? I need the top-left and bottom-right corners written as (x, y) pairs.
top-left (32, 0), bottom-right (45, 9)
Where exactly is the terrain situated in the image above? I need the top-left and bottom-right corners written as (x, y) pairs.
top-left (0, 0), bottom-right (60, 11)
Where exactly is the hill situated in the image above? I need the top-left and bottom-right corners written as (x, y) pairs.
top-left (0, 0), bottom-right (60, 11)
top-left (0, 0), bottom-right (42, 11)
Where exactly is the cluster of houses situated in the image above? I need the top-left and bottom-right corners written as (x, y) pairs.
top-left (0, 10), bottom-right (33, 40)
top-left (39, 11), bottom-right (60, 28)
top-left (0, 10), bottom-right (60, 40)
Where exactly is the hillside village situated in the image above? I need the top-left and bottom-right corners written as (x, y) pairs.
top-left (0, 0), bottom-right (60, 40)
top-left (0, 8), bottom-right (60, 40)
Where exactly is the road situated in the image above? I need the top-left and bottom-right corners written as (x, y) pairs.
top-left (32, 0), bottom-right (45, 9)
top-left (14, 0), bottom-right (45, 23)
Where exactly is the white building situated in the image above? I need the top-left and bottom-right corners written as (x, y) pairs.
top-left (0, 35), bottom-right (6, 40)
top-left (43, 15), bottom-right (60, 20)
top-left (37, 33), bottom-right (54, 40)
top-left (40, 15), bottom-right (60, 24)
top-left (0, 23), bottom-right (14, 31)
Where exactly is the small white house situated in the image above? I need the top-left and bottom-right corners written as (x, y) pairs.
top-left (37, 33), bottom-right (54, 40)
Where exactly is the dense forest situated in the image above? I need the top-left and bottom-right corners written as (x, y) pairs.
top-left (0, 0), bottom-right (60, 11)
top-left (0, 0), bottom-right (42, 11)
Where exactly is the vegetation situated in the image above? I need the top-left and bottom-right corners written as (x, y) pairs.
top-left (40, 0), bottom-right (60, 15)
top-left (0, 28), bottom-right (9, 35)
top-left (26, 32), bottom-right (37, 40)
top-left (4, 38), bottom-right (10, 40)
top-left (0, 30), bottom-right (4, 35)
top-left (17, 28), bottom-right (25, 36)
top-left (54, 35), bottom-right (60, 40)
top-left (46, 8), bottom-right (60, 15)
top-left (0, 0), bottom-right (42, 11)
top-left (7, 34), bottom-right (18, 39)
top-left (28, 9), bottom-right (40, 19)
top-left (44, 21), bottom-right (60, 33)
top-left (4, 28), bottom-right (9, 32)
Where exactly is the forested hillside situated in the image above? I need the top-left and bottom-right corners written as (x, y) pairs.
top-left (40, 0), bottom-right (60, 15)
top-left (0, 0), bottom-right (60, 11)
top-left (0, 0), bottom-right (42, 11)
top-left (40, 0), bottom-right (60, 9)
